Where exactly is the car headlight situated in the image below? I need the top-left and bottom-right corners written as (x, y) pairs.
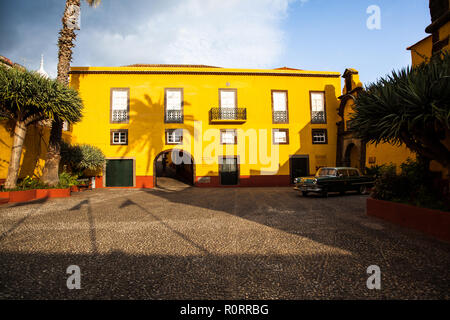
top-left (312, 179), bottom-right (317, 184)
top-left (294, 178), bottom-right (299, 184)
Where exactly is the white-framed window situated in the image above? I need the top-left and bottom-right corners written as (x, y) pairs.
top-left (111, 88), bottom-right (129, 123)
top-left (219, 89), bottom-right (237, 120)
top-left (220, 129), bottom-right (237, 144)
top-left (165, 88), bottom-right (183, 123)
top-left (220, 89), bottom-right (236, 108)
top-left (111, 130), bottom-right (128, 145)
top-left (310, 91), bottom-right (326, 123)
top-left (273, 129), bottom-right (289, 144)
top-left (312, 129), bottom-right (327, 144)
top-left (272, 90), bottom-right (288, 123)
top-left (166, 129), bottom-right (183, 145)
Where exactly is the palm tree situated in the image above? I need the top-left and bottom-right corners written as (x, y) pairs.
top-left (0, 66), bottom-right (83, 189)
top-left (42, 0), bottom-right (101, 186)
top-left (349, 53), bottom-right (450, 170)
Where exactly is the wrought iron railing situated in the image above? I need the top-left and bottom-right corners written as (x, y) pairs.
top-left (209, 108), bottom-right (247, 121)
top-left (111, 110), bottom-right (129, 122)
top-left (311, 111), bottom-right (326, 123)
top-left (165, 110), bottom-right (183, 123)
top-left (273, 111), bottom-right (288, 123)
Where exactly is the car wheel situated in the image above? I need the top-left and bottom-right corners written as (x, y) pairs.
top-left (358, 185), bottom-right (367, 195)
top-left (301, 191), bottom-right (308, 197)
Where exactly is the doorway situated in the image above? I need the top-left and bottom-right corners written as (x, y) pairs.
top-left (344, 143), bottom-right (360, 169)
top-left (219, 156), bottom-right (239, 186)
top-left (154, 149), bottom-right (194, 188)
top-left (105, 159), bottom-right (134, 187)
top-left (289, 155), bottom-right (310, 183)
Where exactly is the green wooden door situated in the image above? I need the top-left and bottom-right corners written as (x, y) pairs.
top-left (220, 157), bottom-right (238, 185)
top-left (106, 159), bottom-right (133, 187)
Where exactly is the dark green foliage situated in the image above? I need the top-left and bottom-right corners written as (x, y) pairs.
top-left (372, 159), bottom-right (448, 211)
top-left (60, 141), bottom-right (106, 174)
top-left (349, 53), bottom-right (450, 168)
top-left (2, 172), bottom-right (80, 191)
top-left (16, 176), bottom-right (49, 190)
top-left (0, 66), bottom-right (83, 124)
top-left (365, 164), bottom-right (390, 178)
top-left (58, 171), bottom-right (80, 188)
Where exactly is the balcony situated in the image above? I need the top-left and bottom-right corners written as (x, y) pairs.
top-left (311, 111), bottom-right (326, 124)
top-left (111, 110), bottom-right (129, 123)
top-left (165, 110), bottom-right (183, 123)
top-left (273, 111), bottom-right (288, 123)
top-left (209, 108), bottom-right (247, 123)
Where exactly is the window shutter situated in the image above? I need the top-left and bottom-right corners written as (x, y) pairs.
top-left (166, 90), bottom-right (182, 110)
top-left (112, 90), bottom-right (128, 110)
top-left (273, 92), bottom-right (287, 111)
top-left (220, 91), bottom-right (236, 109)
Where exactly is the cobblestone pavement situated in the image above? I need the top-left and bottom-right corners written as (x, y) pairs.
top-left (0, 185), bottom-right (449, 299)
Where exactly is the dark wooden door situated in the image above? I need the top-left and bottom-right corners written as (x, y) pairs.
top-left (220, 157), bottom-right (238, 185)
top-left (106, 159), bottom-right (133, 187)
top-left (290, 156), bottom-right (309, 184)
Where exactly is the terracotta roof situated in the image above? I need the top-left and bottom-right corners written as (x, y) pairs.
top-left (123, 64), bottom-right (221, 68)
top-left (274, 67), bottom-right (303, 71)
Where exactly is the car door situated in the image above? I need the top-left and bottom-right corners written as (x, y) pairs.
top-left (336, 169), bottom-right (349, 192)
top-left (347, 169), bottom-right (360, 191)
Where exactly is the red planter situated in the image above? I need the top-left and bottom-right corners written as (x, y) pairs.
top-left (0, 191), bottom-right (9, 204)
top-left (0, 191), bottom-right (9, 199)
top-left (36, 188), bottom-right (70, 199)
top-left (367, 198), bottom-right (450, 242)
top-left (70, 185), bottom-right (79, 192)
top-left (9, 189), bottom-right (36, 203)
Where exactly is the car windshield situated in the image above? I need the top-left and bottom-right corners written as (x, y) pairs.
top-left (316, 168), bottom-right (337, 177)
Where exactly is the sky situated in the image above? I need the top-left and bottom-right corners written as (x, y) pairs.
top-left (0, 0), bottom-right (431, 85)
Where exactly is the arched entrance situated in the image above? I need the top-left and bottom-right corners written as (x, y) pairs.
top-left (344, 143), bottom-right (360, 169)
top-left (153, 149), bottom-right (195, 188)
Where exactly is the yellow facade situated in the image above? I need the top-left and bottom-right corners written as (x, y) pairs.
top-left (338, 70), bottom-right (415, 172)
top-left (407, 35), bottom-right (433, 66)
top-left (0, 121), bottom-right (71, 182)
top-left (68, 65), bottom-right (341, 187)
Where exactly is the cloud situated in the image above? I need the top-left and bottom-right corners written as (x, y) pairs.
top-left (76, 0), bottom-right (298, 68)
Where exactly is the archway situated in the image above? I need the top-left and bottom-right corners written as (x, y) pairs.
top-left (153, 149), bottom-right (195, 188)
top-left (344, 143), bottom-right (360, 169)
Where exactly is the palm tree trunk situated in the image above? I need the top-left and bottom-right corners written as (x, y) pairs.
top-left (42, 0), bottom-right (80, 186)
top-left (4, 121), bottom-right (27, 189)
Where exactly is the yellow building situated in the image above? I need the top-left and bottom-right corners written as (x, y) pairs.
top-left (336, 69), bottom-right (415, 171)
top-left (67, 64), bottom-right (341, 188)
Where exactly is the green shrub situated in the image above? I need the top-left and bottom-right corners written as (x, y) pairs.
top-left (372, 159), bottom-right (448, 211)
top-left (2, 176), bottom-right (48, 191)
top-left (58, 172), bottom-right (80, 188)
top-left (61, 141), bottom-right (106, 175)
top-left (365, 164), bottom-right (394, 178)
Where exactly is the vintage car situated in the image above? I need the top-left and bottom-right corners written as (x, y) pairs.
top-left (293, 167), bottom-right (375, 197)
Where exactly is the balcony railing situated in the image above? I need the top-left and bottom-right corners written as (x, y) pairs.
top-left (311, 111), bottom-right (326, 123)
top-left (273, 110), bottom-right (288, 123)
top-left (111, 110), bottom-right (129, 122)
top-left (209, 108), bottom-right (247, 122)
top-left (165, 110), bottom-right (183, 123)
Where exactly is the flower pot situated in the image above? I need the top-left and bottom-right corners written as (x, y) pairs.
top-left (70, 185), bottom-right (80, 192)
top-left (9, 189), bottom-right (36, 203)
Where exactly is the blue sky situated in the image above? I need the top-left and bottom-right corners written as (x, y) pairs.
top-left (0, 0), bottom-right (431, 85)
